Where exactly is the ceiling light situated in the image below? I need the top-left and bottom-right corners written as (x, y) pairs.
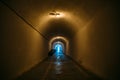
top-left (49, 10), bottom-right (64, 18)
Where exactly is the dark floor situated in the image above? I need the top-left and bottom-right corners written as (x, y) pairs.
top-left (16, 53), bottom-right (102, 80)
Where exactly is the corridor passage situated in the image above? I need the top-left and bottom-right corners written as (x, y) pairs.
top-left (0, 0), bottom-right (119, 79)
top-left (16, 52), bottom-right (101, 80)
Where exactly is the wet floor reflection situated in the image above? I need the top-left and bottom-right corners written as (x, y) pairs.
top-left (16, 48), bottom-right (102, 80)
top-left (54, 51), bottom-right (64, 75)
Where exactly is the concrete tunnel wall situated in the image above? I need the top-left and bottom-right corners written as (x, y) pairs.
top-left (70, 4), bottom-right (119, 79)
top-left (0, 2), bottom-right (49, 80)
top-left (0, 0), bottom-right (119, 80)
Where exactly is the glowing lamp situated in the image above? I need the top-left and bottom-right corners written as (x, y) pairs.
top-left (49, 10), bottom-right (64, 18)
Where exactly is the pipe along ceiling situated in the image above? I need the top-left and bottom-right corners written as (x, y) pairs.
top-left (0, 0), bottom-right (103, 39)
top-left (0, 0), bottom-right (119, 80)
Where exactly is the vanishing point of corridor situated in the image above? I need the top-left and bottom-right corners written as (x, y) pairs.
top-left (0, 0), bottom-right (119, 80)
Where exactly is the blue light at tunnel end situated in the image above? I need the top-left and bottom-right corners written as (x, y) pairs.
top-left (53, 42), bottom-right (64, 56)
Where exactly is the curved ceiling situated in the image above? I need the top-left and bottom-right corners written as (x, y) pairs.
top-left (1, 0), bottom-right (110, 40)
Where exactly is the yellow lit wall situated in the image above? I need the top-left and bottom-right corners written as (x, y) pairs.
top-left (0, 2), bottom-right (48, 80)
top-left (71, 4), bottom-right (119, 79)
top-left (0, 0), bottom-right (119, 80)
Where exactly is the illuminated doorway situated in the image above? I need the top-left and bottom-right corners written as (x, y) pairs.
top-left (49, 36), bottom-right (69, 55)
top-left (52, 41), bottom-right (65, 60)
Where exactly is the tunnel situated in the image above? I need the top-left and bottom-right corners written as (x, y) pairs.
top-left (52, 41), bottom-right (64, 53)
top-left (0, 0), bottom-right (119, 80)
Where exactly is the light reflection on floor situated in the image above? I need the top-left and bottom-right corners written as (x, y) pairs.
top-left (16, 48), bottom-right (102, 80)
top-left (54, 51), bottom-right (64, 75)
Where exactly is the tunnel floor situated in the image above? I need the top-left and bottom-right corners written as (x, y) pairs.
top-left (16, 53), bottom-right (102, 80)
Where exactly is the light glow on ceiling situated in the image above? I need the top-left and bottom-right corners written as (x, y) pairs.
top-left (49, 10), bottom-right (65, 18)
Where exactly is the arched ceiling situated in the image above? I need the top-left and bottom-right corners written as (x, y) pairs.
top-left (1, 0), bottom-right (111, 40)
